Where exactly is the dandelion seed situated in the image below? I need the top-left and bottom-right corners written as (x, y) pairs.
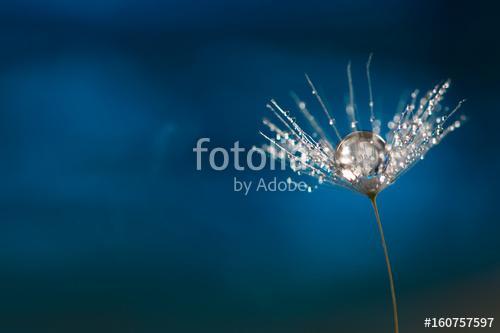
top-left (259, 56), bottom-right (466, 333)
top-left (261, 65), bottom-right (465, 197)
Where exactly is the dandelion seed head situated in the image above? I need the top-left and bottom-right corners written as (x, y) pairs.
top-left (260, 60), bottom-right (465, 197)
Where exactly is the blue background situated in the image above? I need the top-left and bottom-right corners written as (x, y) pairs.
top-left (0, 1), bottom-right (499, 332)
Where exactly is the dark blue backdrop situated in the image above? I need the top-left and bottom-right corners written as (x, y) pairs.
top-left (0, 1), bottom-right (499, 332)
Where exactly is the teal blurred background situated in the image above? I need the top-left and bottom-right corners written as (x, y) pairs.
top-left (0, 1), bottom-right (499, 332)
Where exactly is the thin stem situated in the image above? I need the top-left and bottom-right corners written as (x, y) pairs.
top-left (369, 195), bottom-right (399, 333)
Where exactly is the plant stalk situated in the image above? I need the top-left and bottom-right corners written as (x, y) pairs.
top-left (369, 194), bottom-right (399, 333)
